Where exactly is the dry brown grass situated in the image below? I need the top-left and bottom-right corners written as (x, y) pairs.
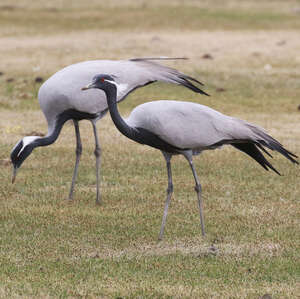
top-left (1, 30), bottom-right (300, 76)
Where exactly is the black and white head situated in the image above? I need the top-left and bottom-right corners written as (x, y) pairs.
top-left (10, 136), bottom-right (40, 183)
top-left (82, 74), bottom-right (131, 101)
top-left (81, 74), bottom-right (117, 91)
top-left (81, 74), bottom-right (128, 96)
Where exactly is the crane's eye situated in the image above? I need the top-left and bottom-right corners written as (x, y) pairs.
top-left (101, 78), bottom-right (105, 83)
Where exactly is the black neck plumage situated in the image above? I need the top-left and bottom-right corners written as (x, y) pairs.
top-left (102, 85), bottom-right (181, 154)
top-left (35, 109), bottom-right (100, 148)
top-left (103, 85), bottom-right (138, 140)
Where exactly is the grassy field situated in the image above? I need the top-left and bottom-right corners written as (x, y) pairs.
top-left (0, 0), bottom-right (300, 297)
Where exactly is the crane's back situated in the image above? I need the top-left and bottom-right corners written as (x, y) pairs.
top-left (126, 100), bottom-right (258, 150)
top-left (37, 59), bottom-right (209, 129)
top-left (38, 60), bottom-right (130, 124)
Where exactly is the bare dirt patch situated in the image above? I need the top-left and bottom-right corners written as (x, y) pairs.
top-left (1, 30), bottom-right (300, 76)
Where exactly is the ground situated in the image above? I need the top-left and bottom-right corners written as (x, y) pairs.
top-left (0, 0), bottom-right (299, 298)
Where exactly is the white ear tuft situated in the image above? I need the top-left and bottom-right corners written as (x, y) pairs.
top-left (18, 136), bottom-right (40, 156)
top-left (104, 79), bottom-right (129, 97)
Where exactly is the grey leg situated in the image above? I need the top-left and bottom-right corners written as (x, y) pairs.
top-left (91, 120), bottom-right (101, 205)
top-left (158, 152), bottom-right (173, 241)
top-left (68, 120), bottom-right (82, 201)
top-left (184, 152), bottom-right (205, 236)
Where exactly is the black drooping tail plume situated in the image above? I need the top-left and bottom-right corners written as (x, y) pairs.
top-left (232, 133), bottom-right (298, 175)
top-left (177, 75), bottom-right (210, 96)
top-left (230, 120), bottom-right (299, 175)
top-left (130, 58), bottom-right (210, 96)
top-left (232, 143), bottom-right (282, 175)
top-left (248, 124), bottom-right (298, 162)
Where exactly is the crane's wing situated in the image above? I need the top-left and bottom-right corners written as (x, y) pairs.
top-left (126, 100), bottom-right (248, 149)
top-left (120, 58), bottom-right (209, 99)
top-left (126, 100), bottom-right (298, 174)
top-left (38, 59), bottom-right (208, 127)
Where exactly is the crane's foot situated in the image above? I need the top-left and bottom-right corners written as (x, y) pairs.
top-left (95, 195), bottom-right (102, 205)
top-left (66, 191), bottom-right (74, 201)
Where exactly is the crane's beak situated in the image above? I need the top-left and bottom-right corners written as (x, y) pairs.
top-left (12, 166), bottom-right (18, 184)
top-left (81, 83), bottom-right (94, 90)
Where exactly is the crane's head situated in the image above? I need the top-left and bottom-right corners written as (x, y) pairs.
top-left (81, 74), bottom-right (117, 91)
top-left (10, 136), bottom-right (40, 183)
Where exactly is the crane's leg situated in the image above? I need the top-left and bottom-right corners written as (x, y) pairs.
top-left (158, 152), bottom-right (173, 241)
top-left (91, 120), bottom-right (102, 205)
top-left (68, 120), bottom-right (82, 201)
top-left (184, 152), bottom-right (205, 236)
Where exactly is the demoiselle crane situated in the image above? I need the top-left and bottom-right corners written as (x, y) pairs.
top-left (10, 58), bottom-right (208, 204)
top-left (82, 74), bottom-right (298, 239)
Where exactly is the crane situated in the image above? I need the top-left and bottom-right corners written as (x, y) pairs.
top-left (10, 58), bottom-right (208, 204)
top-left (82, 74), bottom-right (298, 239)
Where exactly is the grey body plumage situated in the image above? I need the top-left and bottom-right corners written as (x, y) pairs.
top-left (82, 74), bottom-right (298, 239)
top-left (10, 58), bottom-right (208, 204)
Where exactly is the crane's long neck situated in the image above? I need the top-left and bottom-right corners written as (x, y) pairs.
top-left (11, 115), bottom-right (68, 170)
top-left (34, 113), bottom-right (69, 148)
top-left (103, 85), bottom-right (137, 140)
top-left (35, 109), bottom-right (101, 148)
top-left (101, 84), bottom-right (181, 154)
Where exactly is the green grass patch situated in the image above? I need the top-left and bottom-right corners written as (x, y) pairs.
top-left (1, 5), bottom-right (300, 37)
